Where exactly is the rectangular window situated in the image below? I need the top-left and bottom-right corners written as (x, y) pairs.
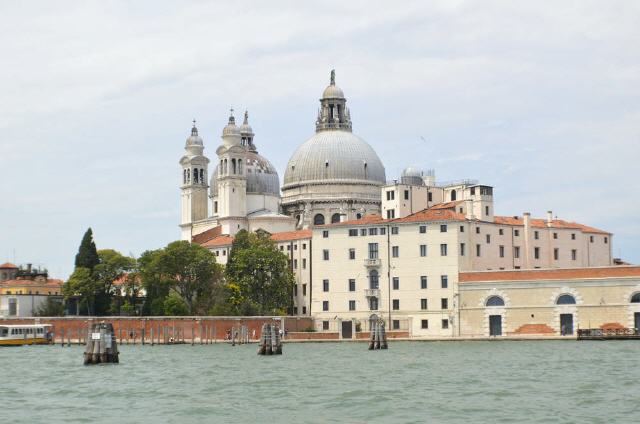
top-left (476, 244), bottom-right (481, 257)
top-left (349, 300), bottom-right (356, 311)
top-left (349, 248), bottom-right (356, 260)
top-left (460, 243), bottom-right (465, 256)
top-left (322, 301), bottom-right (329, 311)
top-left (393, 320), bottom-right (400, 330)
top-left (302, 258), bottom-right (307, 269)
top-left (499, 245), bottom-right (504, 258)
top-left (302, 284), bottom-right (307, 296)
top-left (534, 247), bottom-right (540, 259)
top-left (303, 243), bottom-right (307, 250)
top-left (419, 225), bottom-right (427, 233)
top-left (514, 246), bottom-right (520, 259)
top-left (499, 228), bottom-right (504, 236)
top-left (604, 236), bottom-right (608, 244)
top-left (368, 243), bottom-right (379, 259)
top-left (571, 233), bottom-right (576, 240)
top-left (460, 225), bottom-right (465, 233)
top-left (322, 320), bottom-right (329, 330)
top-left (421, 298), bottom-right (428, 310)
top-left (302, 306), bottom-right (307, 314)
top-left (441, 298), bottom-right (448, 309)
top-left (420, 276), bottom-right (427, 289)
top-left (323, 279), bottom-right (329, 292)
top-left (534, 230), bottom-right (539, 240)
top-left (421, 319), bottom-right (429, 329)
top-left (486, 234), bottom-right (491, 244)
top-left (380, 227), bottom-right (386, 235)
top-left (348, 229), bottom-right (358, 237)
top-left (323, 230), bottom-right (329, 238)
top-left (514, 229), bottom-right (520, 236)
top-left (360, 228), bottom-right (367, 236)
top-left (441, 275), bottom-right (448, 289)
top-left (440, 224), bottom-right (447, 233)
top-left (590, 235), bottom-right (594, 243)
top-left (420, 245), bottom-right (427, 257)
top-left (369, 228), bottom-right (378, 236)
top-left (294, 259), bottom-right (297, 269)
top-left (404, 190), bottom-right (409, 200)
top-left (349, 279), bottom-right (356, 291)
top-left (572, 249), bottom-right (577, 261)
top-left (476, 227), bottom-right (480, 234)
top-left (442, 319), bottom-right (449, 329)
top-left (440, 243), bottom-right (448, 256)
top-left (386, 190), bottom-right (395, 201)
top-left (392, 246), bottom-right (399, 258)
top-left (392, 299), bottom-right (400, 310)
top-left (428, 192), bottom-right (433, 201)
top-left (554, 248), bottom-right (559, 260)
top-left (391, 226), bottom-right (399, 235)
top-left (386, 209), bottom-right (394, 219)
top-left (485, 206), bottom-right (490, 216)
top-left (553, 232), bottom-right (558, 239)
top-left (294, 285), bottom-right (298, 296)
top-left (323, 250), bottom-right (329, 260)
top-left (392, 277), bottom-right (399, 290)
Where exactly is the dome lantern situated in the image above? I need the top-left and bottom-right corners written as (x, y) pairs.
top-left (316, 69), bottom-right (352, 132)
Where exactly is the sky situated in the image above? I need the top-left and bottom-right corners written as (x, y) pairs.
top-left (1, 1), bottom-right (638, 279)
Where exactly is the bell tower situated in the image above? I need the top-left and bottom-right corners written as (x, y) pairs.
top-left (179, 120), bottom-right (209, 241)
top-left (215, 110), bottom-right (248, 234)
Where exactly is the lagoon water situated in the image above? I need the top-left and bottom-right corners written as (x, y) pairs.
top-left (3, 341), bottom-right (639, 423)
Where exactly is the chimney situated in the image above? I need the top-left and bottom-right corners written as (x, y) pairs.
top-left (26, 263), bottom-right (32, 274)
top-left (546, 210), bottom-right (553, 227)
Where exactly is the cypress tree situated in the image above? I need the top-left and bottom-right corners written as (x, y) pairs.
top-left (75, 228), bottom-right (100, 270)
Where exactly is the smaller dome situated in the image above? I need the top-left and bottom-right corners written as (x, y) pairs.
top-left (322, 84), bottom-right (344, 99)
top-left (185, 121), bottom-right (203, 147)
top-left (239, 110), bottom-right (253, 135)
top-left (401, 166), bottom-right (424, 186)
top-left (222, 114), bottom-right (240, 137)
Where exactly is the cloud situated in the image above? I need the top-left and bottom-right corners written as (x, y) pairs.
top-left (1, 0), bottom-right (639, 277)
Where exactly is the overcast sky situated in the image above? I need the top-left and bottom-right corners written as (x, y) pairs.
top-left (1, 1), bottom-right (638, 279)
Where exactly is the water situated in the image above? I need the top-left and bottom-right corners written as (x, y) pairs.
top-left (2, 341), bottom-right (639, 423)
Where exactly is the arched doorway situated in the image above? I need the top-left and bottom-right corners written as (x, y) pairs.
top-left (486, 296), bottom-right (505, 336)
top-left (556, 294), bottom-right (576, 335)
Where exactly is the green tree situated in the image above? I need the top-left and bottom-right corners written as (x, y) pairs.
top-left (137, 249), bottom-right (170, 315)
top-left (93, 249), bottom-right (136, 315)
top-left (35, 297), bottom-right (65, 317)
top-left (63, 267), bottom-right (96, 314)
top-left (163, 292), bottom-right (189, 316)
top-left (225, 231), bottom-right (294, 315)
top-left (75, 228), bottom-right (100, 270)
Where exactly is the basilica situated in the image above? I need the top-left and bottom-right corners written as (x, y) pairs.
top-left (178, 71), bottom-right (640, 340)
top-left (179, 70), bottom-right (386, 241)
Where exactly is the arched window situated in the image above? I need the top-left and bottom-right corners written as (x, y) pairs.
top-left (314, 214), bottom-right (325, 226)
top-left (331, 213), bottom-right (341, 223)
top-left (451, 190), bottom-right (457, 201)
top-left (556, 294), bottom-right (576, 305)
top-left (486, 296), bottom-right (505, 307)
top-left (369, 270), bottom-right (379, 289)
top-left (193, 168), bottom-right (199, 183)
top-left (238, 159), bottom-right (243, 174)
top-left (631, 293), bottom-right (640, 303)
top-left (223, 159), bottom-right (227, 174)
top-left (183, 169), bottom-right (187, 184)
top-left (356, 213), bottom-right (362, 220)
top-left (232, 159), bottom-right (237, 174)
top-left (199, 169), bottom-right (204, 184)
top-left (187, 168), bottom-right (190, 183)
top-left (220, 160), bottom-right (223, 175)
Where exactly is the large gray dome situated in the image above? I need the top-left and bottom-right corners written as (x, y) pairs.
top-left (210, 150), bottom-right (279, 197)
top-left (283, 130), bottom-right (385, 188)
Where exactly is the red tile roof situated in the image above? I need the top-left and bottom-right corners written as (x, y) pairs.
top-left (493, 216), bottom-right (609, 234)
top-left (271, 229), bottom-right (312, 242)
top-left (0, 278), bottom-right (63, 288)
top-left (0, 262), bottom-right (18, 269)
top-left (201, 235), bottom-right (235, 248)
top-left (320, 214), bottom-right (388, 227)
top-left (393, 208), bottom-right (466, 223)
top-left (459, 266), bottom-right (640, 283)
top-left (430, 200), bottom-right (464, 210)
top-left (191, 226), bottom-right (222, 244)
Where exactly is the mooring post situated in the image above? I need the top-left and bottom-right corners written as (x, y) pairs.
top-left (150, 327), bottom-right (154, 346)
top-left (60, 328), bottom-right (65, 347)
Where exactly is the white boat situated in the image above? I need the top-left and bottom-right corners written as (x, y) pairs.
top-left (0, 324), bottom-right (53, 346)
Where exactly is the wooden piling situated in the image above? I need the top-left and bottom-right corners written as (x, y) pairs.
top-left (84, 322), bottom-right (119, 365)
